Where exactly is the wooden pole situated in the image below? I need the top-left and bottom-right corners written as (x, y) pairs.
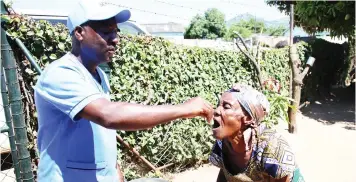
top-left (287, 4), bottom-right (315, 134)
top-left (288, 4), bottom-right (298, 134)
top-left (116, 135), bottom-right (158, 171)
top-left (288, 3), bottom-right (294, 97)
top-left (289, 4), bottom-right (294, 46)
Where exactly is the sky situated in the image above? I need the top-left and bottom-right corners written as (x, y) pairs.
top-left (8, 0), bottom-right (288, 26)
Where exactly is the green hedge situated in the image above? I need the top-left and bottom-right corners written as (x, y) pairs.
top-left (1, 14), bottom-right (305, 180)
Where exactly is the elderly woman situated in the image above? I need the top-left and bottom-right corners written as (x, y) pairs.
top-left (209, 84), bottom-right (305, 182)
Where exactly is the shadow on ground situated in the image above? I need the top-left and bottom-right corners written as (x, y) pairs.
top-left (300, 84), bottom-right (355, 126)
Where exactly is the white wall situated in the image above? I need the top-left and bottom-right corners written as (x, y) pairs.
top-left (167, 39), bottom-right (238, 51)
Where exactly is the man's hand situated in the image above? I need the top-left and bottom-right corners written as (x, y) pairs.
top-left (180, 97), bottom-right (214, 124)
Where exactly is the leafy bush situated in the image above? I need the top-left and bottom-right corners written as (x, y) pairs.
top-left (1, 13), bottom-right (305, 180)
top-left (297, 38), bottom-right (350, 101)
top-left (109, 34), bottom-right (258, 178)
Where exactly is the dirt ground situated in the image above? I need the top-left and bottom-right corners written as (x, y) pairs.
top-left (168, 88), bottom-right (356, 182)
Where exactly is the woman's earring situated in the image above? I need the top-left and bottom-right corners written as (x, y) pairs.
top-left (243, 128), bottom-right (252, 152)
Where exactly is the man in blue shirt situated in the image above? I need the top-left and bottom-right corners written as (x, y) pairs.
top-left (34, 1), bottom-right (213, 182)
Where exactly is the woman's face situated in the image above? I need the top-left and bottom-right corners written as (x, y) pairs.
top-left (212, 92), bottom-right (250, 140)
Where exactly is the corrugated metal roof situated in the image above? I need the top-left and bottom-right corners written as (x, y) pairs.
top-left (142, 22), bottom-right (185, 33)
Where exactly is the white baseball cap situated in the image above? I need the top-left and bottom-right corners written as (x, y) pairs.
top-left (67, 0), bottom-right (131, 33)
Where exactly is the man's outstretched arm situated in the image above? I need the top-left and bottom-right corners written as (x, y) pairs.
top-left (78, 97), bottom-right (213, 131)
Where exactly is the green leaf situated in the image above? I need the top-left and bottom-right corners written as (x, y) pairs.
top-left (19, 25), bottom-right (28, 32)
top-left (40, 55), bottom-right (48, 60)
top-left (49, 54), bottom-right (57, 60)
top-left (1, 15), bottom-right (10, 22)
top-left (11, 32), bottom-right (18, 37)
top-left (331, 8), bottom-right (336, 17)
top-left (58, 42), bottom-right (65, 50)
top-left (36, 30), bottom-right (44, 37)
top-left (13, 17), bottom-right (20, 23)
top-left (60, 32), bottom-right (67, 40)
top-left (46, 30), bottom-right (53, 36)
top-left (345, 14), bottom-right (350, 20)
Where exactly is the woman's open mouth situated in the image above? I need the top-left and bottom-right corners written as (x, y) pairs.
top-left (213, 119), bottom-right (221, 129)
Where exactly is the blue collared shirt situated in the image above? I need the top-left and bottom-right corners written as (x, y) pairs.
top-left (34, 53), bottom-right (118, 182)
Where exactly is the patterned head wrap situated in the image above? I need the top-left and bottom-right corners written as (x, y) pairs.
top-left (227, 84), bottom-right (270, 127)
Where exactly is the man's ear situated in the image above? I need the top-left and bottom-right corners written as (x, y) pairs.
top-left (74, 26), bottom-right (85, 42)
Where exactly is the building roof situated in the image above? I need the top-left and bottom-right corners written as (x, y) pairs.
top-left (142, 22), bottom-right (185, 33)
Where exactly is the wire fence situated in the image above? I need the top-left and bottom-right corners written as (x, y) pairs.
top-left (1, 15), bottom-right (34, 180)
top-left (0, 102), bottom-right (16, 182)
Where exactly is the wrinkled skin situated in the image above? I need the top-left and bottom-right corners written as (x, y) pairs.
top-left (212, 92), bottom-right (254, 177)
top-left (212, 91), bottom-right (292, 182)
top-left (212, 92), bottom-right (250, 140)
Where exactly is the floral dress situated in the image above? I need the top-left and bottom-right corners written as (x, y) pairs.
top-left (209, 124), bottom-right (305, 182)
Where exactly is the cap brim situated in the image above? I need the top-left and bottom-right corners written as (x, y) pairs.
top-left (115, 9), bottom-right (131, 23)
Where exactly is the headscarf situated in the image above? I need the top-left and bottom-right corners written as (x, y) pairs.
top-left (227, 83), bottom-right (270, 127)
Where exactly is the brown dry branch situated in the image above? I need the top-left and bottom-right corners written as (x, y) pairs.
top-left (233, 31), bottom-right (264, 88)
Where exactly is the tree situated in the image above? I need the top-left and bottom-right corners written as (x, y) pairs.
top-left (267, 1), bottom-right (355, 133)
top-left (224, 18), bottom-right (264, 40)
top-left (266, 1), bottom-right (355, 38)
top-left (184, 15), bottom-right (209, 39)
top-left (224, 25), bottom-right (252, 40)
top-left (241, 18), bottom-right (266, 34)
top-left (267, 25), bottom-right (287, 36)
top-left (224, 18), bottom-right (287, 40)
top-left (184, 8), bottom-right (226, 39)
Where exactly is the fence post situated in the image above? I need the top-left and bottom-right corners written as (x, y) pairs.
top-left (1, 27), bottom-right (34, 182)
top-left (1, 66), bottom-right (21, 182)
top-left (0, 1), bottom-right (22, 181)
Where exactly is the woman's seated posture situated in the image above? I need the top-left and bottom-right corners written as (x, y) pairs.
top-left (209, 84), bottom-right (305, 182)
